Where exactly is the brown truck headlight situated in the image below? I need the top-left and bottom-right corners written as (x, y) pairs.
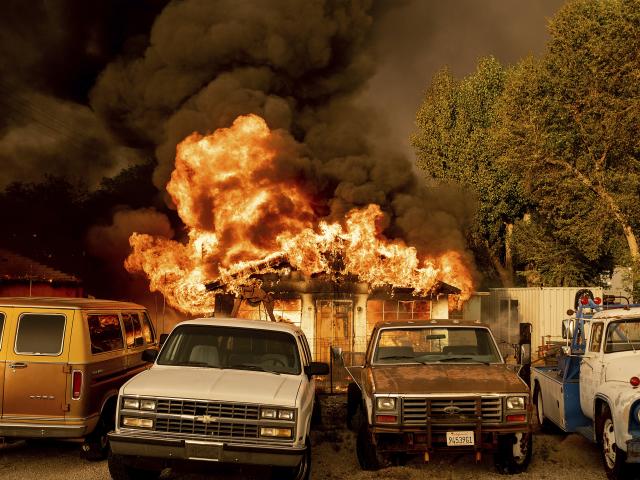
top-left (376, 397), bottom-right (397, 411)
top-left (506, 396), bottom-right (526, 410)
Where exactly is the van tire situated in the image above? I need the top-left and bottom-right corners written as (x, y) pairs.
top-left (107, 451), bottom-right (159, 480)
top-left (82, 414), bottom-right (112, 461)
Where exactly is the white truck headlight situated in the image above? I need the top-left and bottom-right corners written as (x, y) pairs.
top-left (123, 398), bottom-right (140, 409)
top-left (376, 397), bottom-right (397, 411)
top-left (260, 427), bottom-right (292, 438)
top-left (278, 409), bottom-right (295, 420)
top-left (122, 417), bottom-right (154, 428)
top-left (140, 399), bottom-right (156, 411)
top-left (506, 396), bottom-right (526, 410)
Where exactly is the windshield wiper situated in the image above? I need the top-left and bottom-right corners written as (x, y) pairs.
top-left (170, 361), bottom-right (214, 367)
top-left (228, 364), bottom-right (281, 375)
top-left (379, 355), bottom-right (427, 365)
top-left (437, 357), bottom-right (490, 366)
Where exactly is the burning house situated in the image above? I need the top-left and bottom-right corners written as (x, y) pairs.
top-left (124, 115), bottom-right (474, 364)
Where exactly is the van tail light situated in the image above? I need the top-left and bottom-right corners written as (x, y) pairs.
top-left (72, 370), bottom-right (83, 400)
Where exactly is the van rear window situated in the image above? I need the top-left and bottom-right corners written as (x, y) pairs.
top-left (16, 314), bottom-right (66, 355)
top-left (88, 314), bottom-right (124, 354)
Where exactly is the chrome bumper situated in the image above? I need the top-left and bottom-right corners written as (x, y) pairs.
top-left (0, 422), bottom-right (88, 439)
top-left (108, 431), bottom-right (304, 467)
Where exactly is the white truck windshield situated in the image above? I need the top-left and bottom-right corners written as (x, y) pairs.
top-left (157, 325), bottom-right (301, 375)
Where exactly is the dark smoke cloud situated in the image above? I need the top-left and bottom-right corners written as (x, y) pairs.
top-left (0, 0), bottom-right (563, 293)
top-left (0, 0), bottom-right (166, 188)
top-left (362, 0), bottom-right (565, 157)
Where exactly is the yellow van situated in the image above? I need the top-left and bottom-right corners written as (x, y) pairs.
top-left (0, 297), bottom-right (157, 460)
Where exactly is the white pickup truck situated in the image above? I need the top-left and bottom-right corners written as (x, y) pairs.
top-left (107, 317), bottom-right (328, 480)
top-left (532, 301), bottom-right (640, 480)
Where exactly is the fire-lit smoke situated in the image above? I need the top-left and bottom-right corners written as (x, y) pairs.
top-left (126, 114), bottom-right (474, 315)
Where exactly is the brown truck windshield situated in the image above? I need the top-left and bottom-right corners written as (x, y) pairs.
top-left (373, 327), bottom-right (502, 365)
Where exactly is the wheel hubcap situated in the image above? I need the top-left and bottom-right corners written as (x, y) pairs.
top-left (537, 391), bottom-right (544, 425)
top-left (602, 418), bottom-right (616, 469)
top-left (513, 433), bottom-right (528, 464)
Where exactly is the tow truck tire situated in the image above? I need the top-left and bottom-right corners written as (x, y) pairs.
top-left (599, 405), bottom-right (634, 480)
top-left (107, 451), bottom-right (160, 480)
top-left (272, 437), bottom-right (311, 480)
top-left (493, 432), bottom-right (532, 475)
top-left (356, 424), bottom-right (387, 471)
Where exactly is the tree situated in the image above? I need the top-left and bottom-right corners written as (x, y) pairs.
top-left (412, 57), bottom-right (529, 286)
top-left (495, 0), bottom-right (640, 292)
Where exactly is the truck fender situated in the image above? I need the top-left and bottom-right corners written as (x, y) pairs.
top-left (593, 395), bottom-right (611, 443)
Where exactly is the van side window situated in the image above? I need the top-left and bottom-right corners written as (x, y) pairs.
top-left (123, 313), bottom-right (144, 348)
top-left (16, 314), bottom-right (66, 355)
top-left (88, 314), bottom-right (124, 354)
top-left (141, 312), bottom-right (156, 344)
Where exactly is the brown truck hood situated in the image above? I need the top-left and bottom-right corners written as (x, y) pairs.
top-left (369, 364), bottom-right (527, 395)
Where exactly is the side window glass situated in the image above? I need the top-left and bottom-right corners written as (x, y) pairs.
top-left (141, 312), bottom-right (156, 344)
top-left (123, 313), bottom-right (144, 348)
top-left (0, 312), bottom-right (5, 350)
top-left (16, 314), bottom-right (66, 355)
top-left (88, 314), bottom-right (124, 354)
top-left (589, 322), bottom-right (604, 352)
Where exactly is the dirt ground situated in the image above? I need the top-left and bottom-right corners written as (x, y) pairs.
top-left (0, 395), bottom-right (633, 480)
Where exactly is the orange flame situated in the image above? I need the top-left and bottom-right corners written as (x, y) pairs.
top-left (126, 114), bottom-right (474, 315)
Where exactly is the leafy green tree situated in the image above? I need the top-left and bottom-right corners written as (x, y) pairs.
top-left (495, 0), bottom-right (640, 292)
top-left (412, 57), bottom-right (529, 286)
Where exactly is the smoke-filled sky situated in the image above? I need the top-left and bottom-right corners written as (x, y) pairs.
top-left (0, 0), bottom-right (564, 298)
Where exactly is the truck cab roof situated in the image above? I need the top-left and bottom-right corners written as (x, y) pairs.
top-left (177, 316), bottom-right (304, 336)
top-left (373, 319), bottom-right (490, 329)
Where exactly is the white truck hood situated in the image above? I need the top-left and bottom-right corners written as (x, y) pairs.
top-left (123, 365), bottom-right (302, 407)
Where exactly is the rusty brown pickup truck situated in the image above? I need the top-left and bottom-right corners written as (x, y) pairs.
top-left (345, 319), bottom-right (532, 474)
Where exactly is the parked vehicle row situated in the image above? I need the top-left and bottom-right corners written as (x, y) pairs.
top-left (1, 295), bottom-right (638, 480)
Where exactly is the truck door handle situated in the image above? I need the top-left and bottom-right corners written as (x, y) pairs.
top-left (9, 362), bottom-right (28, 369)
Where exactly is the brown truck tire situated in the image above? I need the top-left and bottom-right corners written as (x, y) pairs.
top-left (493, 432), bottom-right (532, 475)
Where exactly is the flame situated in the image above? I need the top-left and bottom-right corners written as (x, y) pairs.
top-left (126, 114), bottom-right (474, 315)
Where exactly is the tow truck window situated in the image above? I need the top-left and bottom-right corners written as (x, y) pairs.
top-left (604, 319), bottom-right (640, 353)
top-left (374, 327), bottom-right (502, 364)
top-left (589, 322), bottom-right (603, 352)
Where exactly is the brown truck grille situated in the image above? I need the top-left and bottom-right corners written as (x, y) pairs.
top-left (402, 397), bottom-right (502, 424)
top-left (154, 417), bottom-right (259, 438)
top-left (155, 399), bottom-right (260, 420)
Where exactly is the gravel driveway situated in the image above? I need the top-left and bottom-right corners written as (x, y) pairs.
top-left (0, 396), bottom-right (628, 480)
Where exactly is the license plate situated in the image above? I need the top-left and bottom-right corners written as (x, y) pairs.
top-left (446, 431), bottom-right (474, 446)
top-left (185, 441), bottom-right (222, 461)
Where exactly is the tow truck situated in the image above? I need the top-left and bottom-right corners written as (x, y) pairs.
top-left (531, 291), bottom-right (640, 479)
